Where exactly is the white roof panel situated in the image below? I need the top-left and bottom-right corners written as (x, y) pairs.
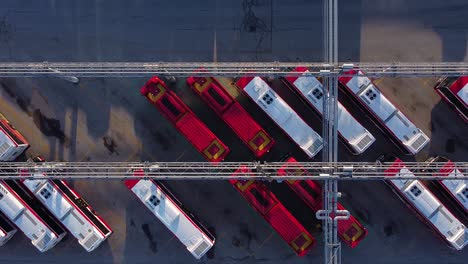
top-left (457, 83), bottom-right (468, 105)
top-left (244, 77), bottom-right (323, 158)
top-left (441, 168), bottom-right (468, 212)
top-left (293, 72), bottom-right (375, 153)
top-left (131, 180), bottom-right (213, 258)
top-left (342, 72), bottom-right (429, 154)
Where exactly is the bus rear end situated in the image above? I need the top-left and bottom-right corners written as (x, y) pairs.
top-left (188, 75), bottom-right (274, 157)
top-left (230, 166), bottom-right (315, 256)
top-left (125, 171), bottom-right (215, 259)
top-left (0, 180), bottom-right (66, 252)
top-left (0, 210), bottom-right (17, 246)
top-left (140, 76), bottom-right (229, 162)
top-left (0, 113), bottom-right (29, 161)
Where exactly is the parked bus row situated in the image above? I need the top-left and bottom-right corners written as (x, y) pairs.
top-left (378, 156), bottom-right (467, 250)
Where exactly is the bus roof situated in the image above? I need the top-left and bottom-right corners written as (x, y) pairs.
top-left (449, 76), bottom-right (468, 106)
top-left (438, 161), bottom-right (468, 212)
top-left (339, 70), bottom-right (429, 154)
top-left (385, 159), bottom-right (467, 250)
top-left (286, 67), bottom-right (375, 154)
top-left (237, 76), bottom-right (323, 158)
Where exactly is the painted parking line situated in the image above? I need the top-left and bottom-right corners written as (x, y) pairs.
top-left (256, 230), bottom-right (276, 250)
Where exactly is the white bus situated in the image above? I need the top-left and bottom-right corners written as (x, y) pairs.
top-left (0, 113), bottom-right (29, 161)
top-left (380, 157), bottom-right (467, 250)
top-left (236, 76), bottom-right (323, 158)
top-left (339, 70), bottom-right (430, 154)
top-left (125, 171), bottom-right (215, 259)
top-left (0, 210), bottom-right (17, 246)
top-left (0, 179), bottom-right (67, 252)
top-left (284, 67), bottom-right (376, 154)
top-left (21, 157), bottom-right (113, 252)
top-left (425, 156), bottom-right (467, 215)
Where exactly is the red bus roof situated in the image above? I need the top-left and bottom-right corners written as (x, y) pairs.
top-left (188, 75), bottom-right (274, 157)
top-left (278, 157), bottom-right (368, 248)
top-left (231, 166), bottom-right (316, 256)
top-left (140, 77), bottom-right (229, 162)
top-left (284, 66), bottom-right (309, 83)
top-left (449, 76), bottom-right (468, 106)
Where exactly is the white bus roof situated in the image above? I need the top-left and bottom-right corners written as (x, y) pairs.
top-left (242, 77), bottom-right (323, 158)
top-left (341, 71), bottom-right (430, 154)
top-left (439, 164), bottom-right (468, 212)
top-left (458, 83), bottom-right (468, 105)
top-left (0, 181), bottom-right (61, 252)
top-left (388, 164), bottom-right (467, 250)
top-left (22, 177), bottom-right (107, 252)
top-left (292, 71), bottom-right (375, 153)
top-left (129, 179), bottom-right (214, 259)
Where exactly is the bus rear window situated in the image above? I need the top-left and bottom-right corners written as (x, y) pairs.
top-left (298, 181), bottom-right (320, 200)
top-left (250, 188), bottom-right (271, 208)
top-left (207, 87), bottom-right (228, 107)
top-left (161, 97), bottom-right (182, 118)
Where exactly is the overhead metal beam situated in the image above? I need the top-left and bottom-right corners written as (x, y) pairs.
top-left (0, 62), bottom-right (467, 77)
top-left (1, 162), bottom-right (466, 180)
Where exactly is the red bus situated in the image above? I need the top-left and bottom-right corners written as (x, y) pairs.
top-left (277, 157), bottom-right (368, 248)
top-left (187, 74), bottom-right (275, 157)
top-left (230, 166), bottom-right (316, 256)
top-left (434, 76), bottom-right (468, 122)
top-left (0, 112), bottom-right (29, 161)
top-left (140, 77), bottom-right (229, 162)
top-left (0, 210), bottom-right (16, 246)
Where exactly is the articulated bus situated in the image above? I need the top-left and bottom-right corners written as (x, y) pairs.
top-left (236, 76), bottom-right (323, 158)
top-left (20, 157), bottom-right (113, 252)
top-left (187, 74), bottom-right (275, 157)
top-left (379, 157), bottom-right (467, 250)
top-left (0, 113), bottom-right (29, 161)
top-left (0, 179), bottom-right (66, 252)
top-left (425, 156), bottom-right (467, 216)
top-left (277, 157), bottom-right (368, 248)
top-left (339, 70), bottom-right (430, 154)
top-left (434, 76), bottom-right (468, 122)
top-left (284, 67), bottom-right (376, 154)
top-left (140, 76), bottom-right (229, 162)
top-left (230, 166), bottom-right (316, 256)
top-left (125, 170), bottom-right (215, 259)
top-left (0, 210), bottom-right (16, 246)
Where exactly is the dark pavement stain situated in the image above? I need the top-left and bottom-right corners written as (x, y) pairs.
top-left (383, 221), bottom-right (397, 237)
top-left (206, 227), bottom-right (216, 259)
top-left (32, 109), bottom-right (68, 144)
top-left (355, 208), bottom-right (371, 225)
top-left (231, 236), bottom-right (241, 247)
top-left (0, 81), bottom-right (32, 115)
top-left (130, 219), bottom-right (135, 227)
top-left (239, 223), bottom-right (256, 252)
top-left (153, 130), bottom-right (172, 151)
top-left (102, 136), bottom-right (119, 155)
top-left (141, 223), bottom-right (158, 254)
top-left (445, 138), bottom-right (455, 153)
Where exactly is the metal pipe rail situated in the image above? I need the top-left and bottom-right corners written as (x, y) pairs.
top-left (1, 162), bottom-right (466, 180)
top-left (0, 62), bottom-right (468, 77)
